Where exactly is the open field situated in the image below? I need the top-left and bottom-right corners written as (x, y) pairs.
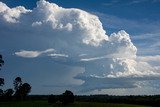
top-left (0, 101), bottom-right (151, 107)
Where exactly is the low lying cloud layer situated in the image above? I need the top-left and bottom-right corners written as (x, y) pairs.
top-left (0, 0), bottom-right (160, 93)
top-left (15, 49), bottom-right (68, 58)
top-left (15, 49), bottom-right (55, 58)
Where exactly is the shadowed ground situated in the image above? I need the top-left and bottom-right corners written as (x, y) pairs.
top-left (0, 101), bottom-right (151, 107)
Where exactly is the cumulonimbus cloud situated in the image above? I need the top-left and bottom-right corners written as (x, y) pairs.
top-left (0, 0), bottom-right (160, 92)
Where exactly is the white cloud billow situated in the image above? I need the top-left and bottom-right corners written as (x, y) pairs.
top-left (15, 50), bottom-right (41, 58)
top-left (49, 54), bottom-right (68, 58)
top-left (0, 2), bottom-right (31, 23)
top-left (0, 0), bottom-right (160, 92)
top-left (15, 49), bottom-right (55, 58)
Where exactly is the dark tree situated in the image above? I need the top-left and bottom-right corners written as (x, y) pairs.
top-left (61, 90), bottom-right (74, 104)
top-left (0, 54), bottom-right (4, 70)
top-left (20, 83), bottom-right (31, 97)
top-left (0, 78), bottom-right (4, 86)
top-left (0, 55), bottom-right (4, 86)
top-left (0, 54), bottom-right (4, 102)
top-left (48, 94), bottom-right (56, 104)
top-left (15, 82), bottom-right (31, 100)
top-left (0, 89), bottom-right (4, 102)
top-left (14, 77), bottom-right (22, 91)
top-left (0, 89), bottom-right (3, 96)
top-left (4, 89), bottom-right (14, 101)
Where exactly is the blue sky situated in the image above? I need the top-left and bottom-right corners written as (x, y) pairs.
top-left (0, 0), bottom-right (160, 95)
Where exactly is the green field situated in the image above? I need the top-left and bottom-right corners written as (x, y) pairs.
top-left (0, 101), bottom-right (151, 107)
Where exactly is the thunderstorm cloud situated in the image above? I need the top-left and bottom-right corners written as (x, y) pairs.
top-left (0, 0), bottom-right (160, 93)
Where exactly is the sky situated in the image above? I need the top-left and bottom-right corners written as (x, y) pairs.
top-left (0, 0), bottom-right (160, 95)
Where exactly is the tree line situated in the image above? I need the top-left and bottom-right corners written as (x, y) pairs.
top-left (48, 90), bottom-right (74, 104)
top-left (75, 95), bottom-right (160, 106)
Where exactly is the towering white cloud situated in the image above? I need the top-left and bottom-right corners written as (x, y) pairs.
top-left (0, 2), bottom-right (31, 23)
top-left (0, 0), bottom-right (160, 93)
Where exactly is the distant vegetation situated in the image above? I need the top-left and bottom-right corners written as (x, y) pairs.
top-left (0, 101), bottom-right (151, 107)
top-left (48, 90), bottom-right (74, 104)
top-left (75, 95), bottom-right (160, 106)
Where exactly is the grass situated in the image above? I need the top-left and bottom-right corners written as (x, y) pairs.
top-left (0, 101), bottom-right (48, 107)
top-left (0, 101), bottom-right (151, 107)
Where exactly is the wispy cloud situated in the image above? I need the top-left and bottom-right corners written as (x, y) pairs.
top-left (152, 0), bottom-right (160, 2)
top-left (102, 0), bottom-right (119, 6)
top-left (48, 53), bottom-right (68, 58)
top-left (15, 49), bottom-right (55, 58)
top-left (127, 0), bottom-right (160, 5)
top-left (95, 12), bottom-right (160, 34)
top-left (102, 0), bottom-right (160, 7)
top-left (132, 32), bottom-right (160, 55)
top-left (137, 55), bottom-right (160, 62)
top-left (127, 0), bottom-right (149, 5)
top-left (132, 32), bottom-right (160, 40)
